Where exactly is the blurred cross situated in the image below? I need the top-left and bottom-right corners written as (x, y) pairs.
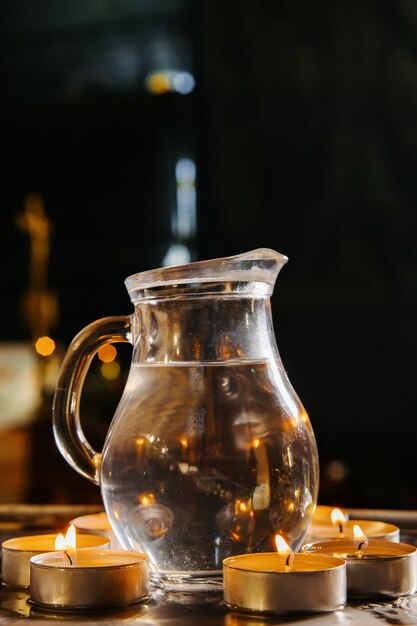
top-left (16, 193), bottom-right (58, 341)
top-left (16, 192), bottom-right (52, 290)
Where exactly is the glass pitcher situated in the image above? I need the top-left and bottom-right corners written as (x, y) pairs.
top-left (52, 248), bottom-right (319, 589)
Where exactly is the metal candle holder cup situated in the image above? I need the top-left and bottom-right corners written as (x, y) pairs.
top-left (1, 533), bottom-right (109, 589)
top-left (29, 549), bottom-right (149, 610)
top-left (303, 539), bottom-right (417, 600)
top-left (223, 552), bottom-right (347, 615)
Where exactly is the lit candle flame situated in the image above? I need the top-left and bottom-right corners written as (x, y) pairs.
top-left (353, 524), bottom-right (366, 541)
top-left (353, 524), bottom-right (368, 558)
top-left (54, 533), bottom-right (66, 550)
top-left (275, 534), bottom-right (294, 571)
top-left (55, 525), bottom-right (77, 565)
top-left (138, 492), bottom-right (156, 506)
top-left (330, 508), bottom-right (346, 534)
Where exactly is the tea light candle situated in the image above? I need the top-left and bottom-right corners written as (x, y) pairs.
top-left (307, 509), bottom-right (399, 542)
top-left (223, 536), bottom-right (347, 615)
top-left (1, 531), bottom-right (109, 589)
top-left (70, 511), bottom-right (122, 548)
top-left (312, 505), bottom-right (349, 524)
top-left (303, 537), bottom-right (417, 600)
top-left (30, 549), bottom-right (149, 610)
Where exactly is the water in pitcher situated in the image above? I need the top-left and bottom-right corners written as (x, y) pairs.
top-left (100, 359), bottom-right (318, 584)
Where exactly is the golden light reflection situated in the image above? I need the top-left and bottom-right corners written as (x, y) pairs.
top-left (138, 493), bottom-right (156, 506)
top-left (289, 416), bottom-right (298, 428)
top-left (35, 335), bottom-right (55, 356)
top-left (286, 446), bottom-right (293, 468)
top-left (234, 500), bottom-right (248, 515)
top-left (101, 361), bottom-right (120, 380)
top-left (219, 343), bottom-right (233, 359)
top-left (253, 482), bottom-right (270, 510)
top-left (228, 498), bottom-right (255, 542)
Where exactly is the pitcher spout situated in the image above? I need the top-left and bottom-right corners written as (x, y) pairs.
top-left (125, 248), bottom-right (288, 302)
top-left (226, 248), bottom-right (288, 287)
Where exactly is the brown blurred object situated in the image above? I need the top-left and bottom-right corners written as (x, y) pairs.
top-left (27, 391), bottom-right (105, 505)
top-left (0, 429), bottom-right (31, 503)
top-left (15, 192), bottom-right (58, 342)
top-left (0, 193), bottom-right (103, 506)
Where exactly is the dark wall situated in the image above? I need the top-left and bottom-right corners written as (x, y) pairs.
top-left (1, 0), bottom-right (416, 508)
top-left (196, 2), bottom-right (417, 508)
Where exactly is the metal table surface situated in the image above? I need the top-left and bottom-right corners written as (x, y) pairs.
top-left (1, 506), bottom-right (417, 626)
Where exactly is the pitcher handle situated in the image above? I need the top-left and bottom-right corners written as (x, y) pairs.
top-left (52, 315), bottom-right (132, 485)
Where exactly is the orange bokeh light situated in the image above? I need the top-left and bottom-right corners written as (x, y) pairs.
top-left (35, 336), bottom-right (55, 356)
top-left (97, 344), bottom-right (117, 363)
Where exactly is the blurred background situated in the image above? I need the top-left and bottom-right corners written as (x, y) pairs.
top-left (0, 0), bottom-right (416, 510)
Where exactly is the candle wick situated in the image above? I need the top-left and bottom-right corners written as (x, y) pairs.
top-left (355, 540), bottom-right (368, 559)
top-left (284, 553), bottom-right (294, 572)
top-left (338, 522), bottom-right (343, 534)
top-left (64, 551), bottom-right (73, 566)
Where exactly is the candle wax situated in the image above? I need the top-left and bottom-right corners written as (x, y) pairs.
top-left (304, 539), bottom-right (416, 560)
top-left (32, 549), bottom-right (146, 568)
top-left (308, 519), bottom-right (399, 540)
top-left (225, 552), bottom-right (345, 572)
top-left (3, 533), bottom-right (107, 552)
